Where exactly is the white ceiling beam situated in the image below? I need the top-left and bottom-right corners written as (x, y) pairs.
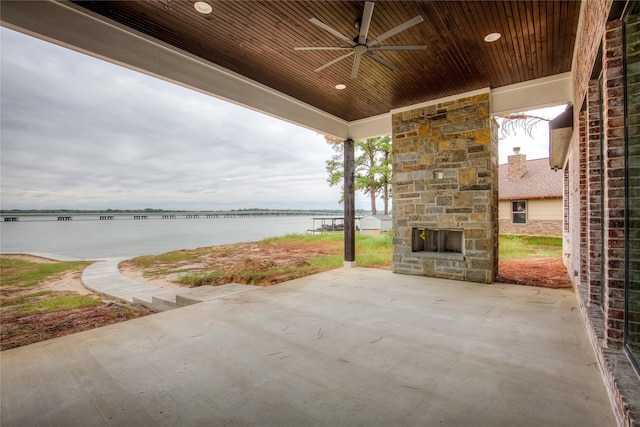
top-left (490, 73), bottom-right (572, 116)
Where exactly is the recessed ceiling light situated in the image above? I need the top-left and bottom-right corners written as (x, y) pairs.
top-left (335, 84), bottom-right (346, 90)
top-left (484, 32), bottom-right (501, 43)
top-left (194, 2), bottom-right (213, 14)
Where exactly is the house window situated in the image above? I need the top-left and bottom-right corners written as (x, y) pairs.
top-left (512, 201), bottom-right (527, 224)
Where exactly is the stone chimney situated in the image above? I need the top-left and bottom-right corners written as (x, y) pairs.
top-left (507, 147), bottom-right (527, 179)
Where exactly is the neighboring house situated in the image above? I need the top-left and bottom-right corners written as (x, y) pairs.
top-left (359, 215), bottom-right (392, 235)
top-left (498, 148), bottom-right (563, 236)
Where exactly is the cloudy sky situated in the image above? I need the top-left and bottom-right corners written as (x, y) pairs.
top-left (497, 104), bottom-right (567, 163)
top-left (1, 28), bottom-right (563, 211)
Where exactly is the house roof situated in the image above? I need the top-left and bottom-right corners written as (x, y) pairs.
top-left (499, 157), bottom-right (563, 200)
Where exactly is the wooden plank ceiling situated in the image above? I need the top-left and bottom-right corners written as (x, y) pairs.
top-left (72, 1), bottom-right (580, 122)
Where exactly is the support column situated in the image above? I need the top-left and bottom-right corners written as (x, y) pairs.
top-left (391, 92), bottom-right (497, 283)
top-left (344, 138), bottom-right (356, 267)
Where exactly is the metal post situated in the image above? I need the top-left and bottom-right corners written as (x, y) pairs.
top-left (344, 138), bottom-right (356, 267)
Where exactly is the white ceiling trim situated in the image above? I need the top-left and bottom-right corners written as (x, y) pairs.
top-left (347, 113), bottom-right (392, 141)
top-left (491, 73), bottom-right (572, 116)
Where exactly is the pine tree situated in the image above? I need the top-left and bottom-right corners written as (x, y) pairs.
top-left (325, 136), bottom-right (392, 214)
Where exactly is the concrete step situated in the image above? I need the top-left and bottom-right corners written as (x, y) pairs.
top-left (176, 283), bottom-right (259, 306)
top-left (84, 259), bottom-right (259, 313)
top-left (151, 293), bottom-right (179, 312)
top-left (131, 284), bottom-right (259, 312)
top-left (132, 289), bottom-right (178, 312)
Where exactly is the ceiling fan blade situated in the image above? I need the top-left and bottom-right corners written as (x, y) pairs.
top-left (367, 16), bottom-right (424, 47)
top-left (315, 51), bottom-right (355, 72)
top-left (351, 53), bottom-right (363, 79)
top-left (295, 46), bottom-right (353, 51)
top-left (368, 45), bottom-right (427, 51)
top-left (358, 2), bottom-right (375, 45)
top-left (364, 51), bottom-right (397, 72)
top-left (309, 18), bottom-right (356, 46)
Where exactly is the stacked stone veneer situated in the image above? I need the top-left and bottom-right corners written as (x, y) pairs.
top-left (392, 93), bottom-right (498, 284)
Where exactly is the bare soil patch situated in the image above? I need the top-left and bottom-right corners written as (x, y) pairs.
top-left (120, 240), bottom-right (343, 287)
top-left (1, 255), bottom-right (151, 351)
top-left (0, 301), bottom-right (151, 350)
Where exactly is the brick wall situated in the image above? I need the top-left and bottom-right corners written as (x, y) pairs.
top-left (579, 107), bottom-right (589, 290)
top-left (392, 93), bottom-right (498, 284)
top-left (603, 20), bottom-right (626, 350)
top-left (499, 219), bottom-right (562, 237)
top-left (587, 78), bottom-right (603, 305)
top-left (573, 0), bottom-right (613, 124)
top-left (567, 122), bottom-right (582, 280)
top-left (625, 7), bottom-right (640, 384)
top-left (563, 165), bottom-right (569, 235)
top-left (507, 154), bottom-right (527, 178)
top-left (568, 4), bottom-right (640, 426)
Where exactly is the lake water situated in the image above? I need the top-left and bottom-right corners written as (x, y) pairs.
top-left (0, 215), bottom-right (321, 260)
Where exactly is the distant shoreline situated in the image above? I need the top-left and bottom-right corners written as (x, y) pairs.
top-left (0, 209), bottom-right (363, 215)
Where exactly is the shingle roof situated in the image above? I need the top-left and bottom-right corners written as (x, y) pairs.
top-left (499, 157), bottom-right (563, 200)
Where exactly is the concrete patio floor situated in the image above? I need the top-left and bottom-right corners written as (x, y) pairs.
top-left (1, 267), bottom-right (615, 426)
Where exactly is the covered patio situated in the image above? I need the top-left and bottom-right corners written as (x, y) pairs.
top-left (2, 0), bottom-right (638, 425)
top-left (0, 268), bottom-right (615, 426)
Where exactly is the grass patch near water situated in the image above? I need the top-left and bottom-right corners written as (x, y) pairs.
top-left (133, 233), bottom-right (392, 287)
top-left (0, 258), bottom-right (90, 288)
top-left (0, 257), bottom-right (96, 316)
top-left (4, 292), bottom-right (100, 315)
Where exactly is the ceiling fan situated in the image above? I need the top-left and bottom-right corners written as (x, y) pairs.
top-left (294, 1), bottom-right (426, 79)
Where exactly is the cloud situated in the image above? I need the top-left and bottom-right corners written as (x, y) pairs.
top-left (1, 28), bottom-right (351, 210)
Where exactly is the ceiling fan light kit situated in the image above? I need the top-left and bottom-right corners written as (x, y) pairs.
top-left (295, 1), bottom-right (426, 79)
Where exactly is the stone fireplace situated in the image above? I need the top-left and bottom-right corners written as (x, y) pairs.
top-left (411, 228), bottom-right (464, 255)
top-left (392, 92), bottom-right (498, 283)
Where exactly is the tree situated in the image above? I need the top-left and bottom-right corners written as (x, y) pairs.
top-left (325, 135), bottom-right (392, 215)
top-left (376, 136), bottom-right (392, 215)
top-left (498, 113), bottom-right (549, 139)
top-left (324, 136), bottom-right (345, 202)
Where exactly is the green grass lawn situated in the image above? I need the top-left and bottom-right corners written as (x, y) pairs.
top-left (264, 232), bottom-right (393, 268)
top-left (129, 232), bottom-right (562, 287)
top-left (498, 234), bottom-right (562, 259)
top-left (0, 258), bottom-right (98, 315)
top-left (265, 233), bottom-right (561, 263)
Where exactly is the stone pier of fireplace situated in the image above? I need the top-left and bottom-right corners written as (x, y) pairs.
top-left (391, 92), bottom-right (498, 283)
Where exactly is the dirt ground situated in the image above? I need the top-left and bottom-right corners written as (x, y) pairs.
top-left (1, 249), bottom-right (571, 351)
top-left (119, 241), bottom-right (343, 287)
top-left (0, 255), bottom-right (152, 351)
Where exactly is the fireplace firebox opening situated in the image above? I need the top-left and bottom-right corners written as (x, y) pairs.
top-left (412, 228), bottom-right (464, 254)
